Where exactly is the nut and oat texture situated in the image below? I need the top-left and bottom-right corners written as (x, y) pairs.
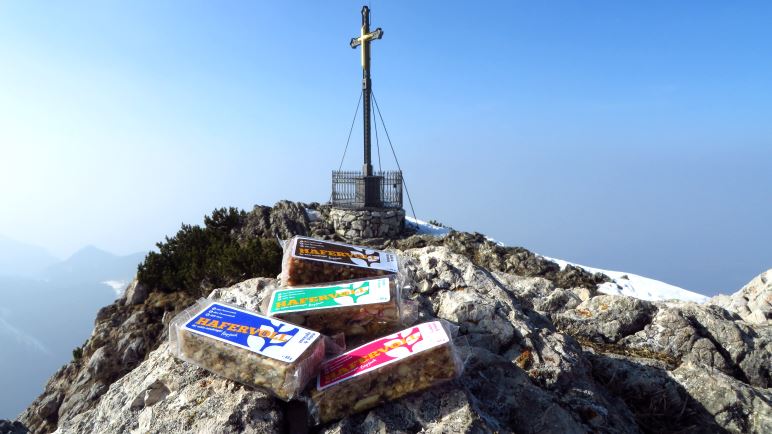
top-left (262, 275), bottom-right (403, 338)
top-left (309, 321), bottom-right (462, 424)
top-left (169, 298), bottom-right (325, 401)
top-left (280, 236), bottom-right (399, 287)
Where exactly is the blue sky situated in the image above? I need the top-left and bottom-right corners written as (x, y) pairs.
top-left (0, 1), bottom-right (770, 295)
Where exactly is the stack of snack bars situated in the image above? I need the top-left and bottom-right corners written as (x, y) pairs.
top-left (168, 235), bottom-right (463, 423)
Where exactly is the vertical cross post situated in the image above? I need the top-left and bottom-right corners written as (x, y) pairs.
top-left (351, 5), bottom-right (383, 179)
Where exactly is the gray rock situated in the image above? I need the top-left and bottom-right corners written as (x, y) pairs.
top-left (621, 303), bottom-right (771, 387)
top-left (118, 336), bottom-right (146, 366)
top-left (0, 420), bottom-right (28, 434)
top-left (206, 277), bottom-right (274, 311)
top-left (322, 386), bottom-right (498, 434)
top-left (239, 201), bottom-right (313, 241)
top-left (123, 279), bottom-right (148, 305)
top-left (436, 287), bottom-right (516, 352)
top-left (710, 269), bottom-right (771, 325)
top-left (87, 346), bottom-right (112, 379)
top-left (57, 343), bottom-right (283, 434)
top-left (672, 361), bottom-right (772, 434)
top-left (35, 392), bottom-right (62, 420)
top-left (553, 295), bottom-right (657, 343)
top-left (86, 383), bottom-right (108, 401)
top-left (129, 379), bottom-right (170, 410)
top-left (269, 200), bottom-right (310, 239)
top-left (586, 353), bottom-right (722, 432)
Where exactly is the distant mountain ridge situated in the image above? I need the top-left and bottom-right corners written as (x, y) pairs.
top-left (0, 235), bottom-right (59, 277)
top-left (43, 245), bottom-right (145, 284)
top-left (0, 241), bottom-right (147, 419)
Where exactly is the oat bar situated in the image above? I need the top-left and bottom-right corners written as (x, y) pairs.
top-left (281, 236), bottom-right (399, 287)
top-left (309, 321), bottom-right (462, 423)
top-left (263, 276), bottom-right (403, 338)
top-left (169, 299), bottom-right (325, 401)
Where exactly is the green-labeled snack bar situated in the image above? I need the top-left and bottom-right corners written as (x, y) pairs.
top-left (262, 276), bottom-right (402, 338)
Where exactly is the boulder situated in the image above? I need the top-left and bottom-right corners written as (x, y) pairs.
top-left (672, 361), bottom-right (772, 434)
top-left (553, 295), bottom-right (657, 343)
top-left (621, 303), bottom-right (771, 388)
top-left (123, 279), bottom-right (148, 305)
top-left (0, 421), bottom-right (28, 434)
top-left (710, 269), bottom-right (771, 325)
top-left (56, 343), bottom-right (283, 434)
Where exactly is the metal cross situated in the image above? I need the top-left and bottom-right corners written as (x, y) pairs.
top-left (350, 5), bottom-right (383, 177)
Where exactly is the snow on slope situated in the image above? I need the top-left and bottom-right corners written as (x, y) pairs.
top-left (102, 280), bottom-right (129, 297)
top-left (405, 216), bottom-right (709, 303)
top-left (405, 216), bottom-right (451, 237)
top-left (543, 257), bottom-right (709, 303)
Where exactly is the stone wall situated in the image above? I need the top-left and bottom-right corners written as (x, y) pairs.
top-left (330, 208), bottom-right (405, 240)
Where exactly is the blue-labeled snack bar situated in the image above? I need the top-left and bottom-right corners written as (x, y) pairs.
top-left (169, 298), bottom-right (325, 400)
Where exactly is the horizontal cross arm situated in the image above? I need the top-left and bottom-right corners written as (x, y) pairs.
top-left (368, 28), bottom-right (384, 41)
top-left (350, 28), bottom-right (384, 49)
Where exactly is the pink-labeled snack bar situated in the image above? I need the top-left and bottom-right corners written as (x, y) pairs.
top-left (308, 321), bottom-right (463, 423)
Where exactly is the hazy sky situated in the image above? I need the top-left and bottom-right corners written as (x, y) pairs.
top-left (1, 1), bottom-right (770, 295)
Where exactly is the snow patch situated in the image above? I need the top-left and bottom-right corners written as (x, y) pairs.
top-left (102, 280), bottom-right (129, 297)
top-left (385, 214), bottom-right (708, 304)
top-left (542, 256), bottom-right (709, 303)
top-left (405, 216), bottom-right (451, 237)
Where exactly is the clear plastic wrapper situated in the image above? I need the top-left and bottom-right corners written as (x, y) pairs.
top-left (262, 275), bottom-right (403, 338)
top-left (169, 298), bottom-right (325, 401)
top-left (280, 236), bottom-right (400, 287)
top-left (308, 320), bottom-right (463, 424)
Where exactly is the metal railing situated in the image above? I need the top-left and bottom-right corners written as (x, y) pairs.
top-left (332, 170), bottom-right (403, 209)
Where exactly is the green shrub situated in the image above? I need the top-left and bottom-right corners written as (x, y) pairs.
top-left (137, 207), bottom-right (282, 296)
top-left (72, 346), bottom-right (83, 361)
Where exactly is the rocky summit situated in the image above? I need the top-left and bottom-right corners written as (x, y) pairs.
top-left (9, 201), bottom-right (771, 434)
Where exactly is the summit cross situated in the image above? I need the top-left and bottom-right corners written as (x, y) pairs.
top-left (350, 5), bottom-right (383, 177)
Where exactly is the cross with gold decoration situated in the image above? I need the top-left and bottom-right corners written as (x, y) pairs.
top-left (350, 5), bottom-right (382, 178)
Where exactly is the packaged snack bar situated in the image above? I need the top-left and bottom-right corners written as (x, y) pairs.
top-left (262, 275), bottom-right (403, 338)
top-left (308, 321), bottom-right (463, 424)
top-left (169, 298), bottom-right (325, 401)
top-left (280, 236), bottom-right (399, 287)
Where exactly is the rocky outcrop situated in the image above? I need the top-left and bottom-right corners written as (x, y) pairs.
top-left (711, 269), bottom-right (772, 325)
top-left (621, 303), bottom-right (770, 388)
top-left (17, 290), bottom-right (196, 434)
top-left (673, 361), bottom-right (772, 433)
top-left (239, 200), bottom-right (312, 241)
top-left (553, 295), bottom-right (657, 343)
top-left (57, 341), bottom-right (283, 434)
top-left (0, 420), bottom-right (28, 434)
top-left (47, 245), bottom-right (772, 433)
top-left (123, 279), bottom-right (148, 306)
top-left (16, 201), bottom-right (772, 433)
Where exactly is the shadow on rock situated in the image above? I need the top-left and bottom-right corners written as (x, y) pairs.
top-left (587, 353), bottom-right (726, 434)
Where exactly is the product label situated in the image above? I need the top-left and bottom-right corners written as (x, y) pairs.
top-left (183, 302), bottom-right (320, 363)
top-left (291, 237), bottom-right (399, 272)
top-left (317, 321), bottom-right (449, 390)
top-left (268, 277), bottom-right (392, 315)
